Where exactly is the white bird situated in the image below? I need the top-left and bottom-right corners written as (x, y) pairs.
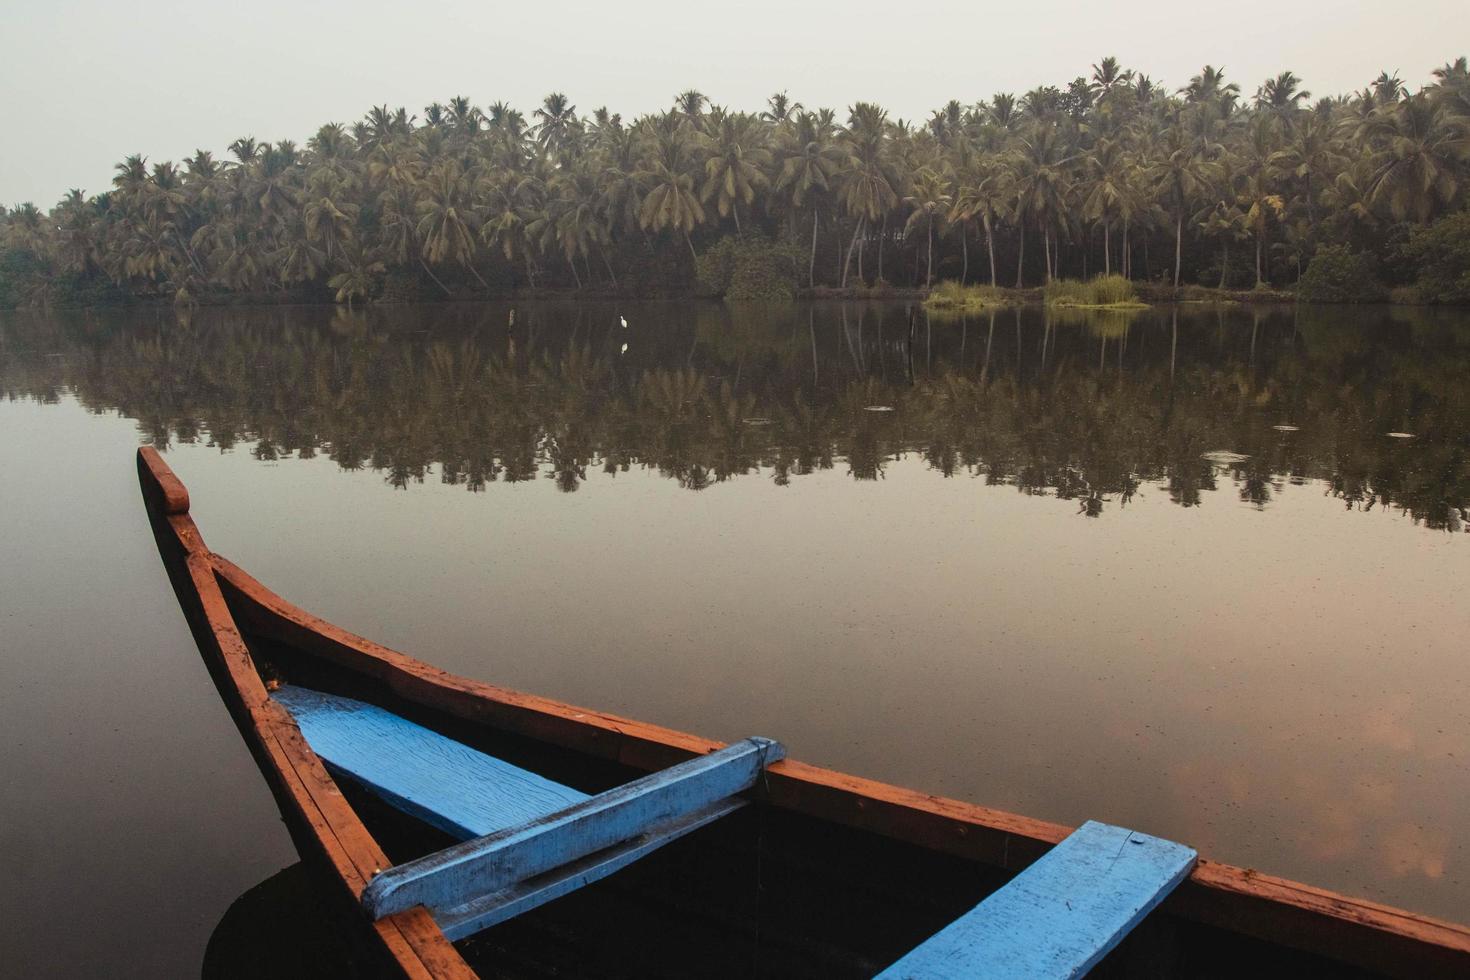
top-left (620, 314), bottom-right (628, 329)
top-left (620, 342), bottom-right (628, 354)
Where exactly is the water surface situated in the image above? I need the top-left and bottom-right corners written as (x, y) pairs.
top-left (2, 300), bottom-right (1467, 975)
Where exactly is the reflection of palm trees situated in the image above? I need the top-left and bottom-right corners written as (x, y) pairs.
top-left (5, 303), bottom-right (1468, 528)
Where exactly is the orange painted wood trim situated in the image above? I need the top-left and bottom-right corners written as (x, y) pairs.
top-left (176, 541), bottom-right (473, 978)
top-left (138, 445), bottom-right (191, 514)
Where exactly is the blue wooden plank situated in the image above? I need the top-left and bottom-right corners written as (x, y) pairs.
top-left (877, 820), bottom-right (1197, 980)
top-left (362, 737), bottom-right (785, 920)
top-left (434, 799), bottom-right (743, 940)
top-left (271, 685), bottom-right (588, 840)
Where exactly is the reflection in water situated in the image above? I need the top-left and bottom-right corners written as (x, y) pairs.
top-left (2, 301), bottom-right (1467, 530)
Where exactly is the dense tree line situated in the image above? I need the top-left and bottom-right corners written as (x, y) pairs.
top-left (2, 57), bottom-right (1468, 307)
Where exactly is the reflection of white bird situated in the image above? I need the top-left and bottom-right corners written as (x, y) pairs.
top-left (620, 342), bottom-right (628, 354)
top-left (619, 314), bottom-right (628, 328)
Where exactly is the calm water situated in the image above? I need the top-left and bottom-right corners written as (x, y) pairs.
top-left (2, 300), bottom-right (1468, 975)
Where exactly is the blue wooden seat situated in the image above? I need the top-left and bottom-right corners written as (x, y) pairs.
top-left (271, 685), bottom-right (783, 939)
top-left (877, 820), bottom-right (1197, 979)
top-left (272, 685), bottom-right (590, 839)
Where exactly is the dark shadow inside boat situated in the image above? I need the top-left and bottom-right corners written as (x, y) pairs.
top-left (220, 627), bottom-right (1379, 979)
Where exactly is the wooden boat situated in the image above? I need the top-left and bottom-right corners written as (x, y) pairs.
top-left (139, 446), bottom-right (1470, 978)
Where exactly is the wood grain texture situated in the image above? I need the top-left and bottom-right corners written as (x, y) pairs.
top-left (272, 685), bottom-right (589, 840)
top-left (878, 821), bottom-right (1196, 979)
top-left (362, 737), bottom-right (785, 920)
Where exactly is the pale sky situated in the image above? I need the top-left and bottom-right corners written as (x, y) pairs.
top-left (2, 0), bottom-right (1466, 207)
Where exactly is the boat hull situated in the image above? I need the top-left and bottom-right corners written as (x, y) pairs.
top-left (139, 447), bottom-right (1470, 978)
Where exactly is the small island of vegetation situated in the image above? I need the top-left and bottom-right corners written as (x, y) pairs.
top-left (2, 57), bottom-right (1468, 309)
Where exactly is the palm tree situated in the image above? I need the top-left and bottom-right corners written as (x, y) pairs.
top-left (762, 92), bottom-right (802, 126)
top-left (1090, 56), bottom-right (1131, 93)
top-left (1256, 71), bottom-right (1312, 129)
top-left (478, 173), bottom-right (540, 287)
top-left (1194, 196), bottom-right (1247, 288)
top-left (304, 193), bottom-right (357, 263)
top-left (417, 161), bottom-right (485, 288)
top-left (1371, 72), bottom-right (1406, 105)
top-left (638, 126), bottom-right (705, 261)
top-left (542, 166), bottom-right (610, 288)
top-left (534, 93), bottom-right (577, 157)
top-left (950, 150), bottom-right (1011, 285)
top-left (1012, 122), bottom-right (1075, 282)
top-left (54, 190), bottom-right (100, 276)
top-left (327, 246), bottom-right (384, 309)
top-left (1151, 118), bottom-right (1219, 287)
top-left (1268, 112), bottom-right (1340, 223)
top-left (1361, 94), bottom-right (1469, 222)
top-left (1080, 136), bottom-right (1135, 275)
top-left (903, 167), bottom-right (953, 287)
top-left (675, 90), bottom-right (708, 121)
top-left (777, 112), bottom-right (846, 286)
top-left (700, 111), bottom-right (771, 234)
top-left (1236, 172), bottom-right (1285, 285)
top-left (838, 102), bottom-right (898, 286)
top-left (1183, 66), bottom-right (1241, 112)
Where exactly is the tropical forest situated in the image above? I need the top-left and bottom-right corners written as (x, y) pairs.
top-left (3, 57), bottom-right (1469, 309)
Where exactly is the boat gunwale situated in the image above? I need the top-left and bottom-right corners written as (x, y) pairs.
top-left (138, 446), bottom-right (1470, 979)
top-left (139, 447), bottom-right (475, 978)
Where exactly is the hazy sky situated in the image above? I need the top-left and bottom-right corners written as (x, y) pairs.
top-left (3, 0), bottom-right (1466, 206)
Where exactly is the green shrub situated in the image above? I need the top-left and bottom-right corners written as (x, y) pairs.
top-left (1043, 275), bottom-right (1143, 307)
top-left (1401, 211), bottom-right (1470, 304)
top-left (1296, 245), bottom-right (1388, 303)
top-left (696, 236), bottom-right (803, 301)
top-left (924, 280), bottom-right (1016, 310)
top-left (1089, 274), bottom-right (1137, 305)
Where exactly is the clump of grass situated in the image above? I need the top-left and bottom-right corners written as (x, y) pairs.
top-left (1044, 275), bottom-right (1148, 308)
top-left (924, 281), bottom-right (1017, 311)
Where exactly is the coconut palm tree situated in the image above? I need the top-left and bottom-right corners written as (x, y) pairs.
top-left (1361, 94), bottom-right (1470, 222)
top-left (534, 93), bottom-right (577, 157)
top-left (1151, 118), bottom-right (1220, 287)
top-left (1080, 136), bottom-right (1135, 274)
top-left (903, 167), bottom-right (953, 287)
top-left (950, 150), bottom-right (1011, 285)
top-left (700, 111), bottom-right (771, 234)
top-left (1236, 171), bottom-right (1286, 285)
top-left (327, 246), bottom-right (384, 309)
top-left (1012, 121), bottom-right (1075, 282)
top-left (638, 126), bottom-right (705, 261)
top-left (838, 102), bottom-right (898, 286)
top-left (416, 161), bottom-right (485, 288)
top-left (762, 92), bottom-right (803, 127)
top-left (1268, 112), bottom-right (1341, 223)
top-left (777, 112), bottom-right (847, 285)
